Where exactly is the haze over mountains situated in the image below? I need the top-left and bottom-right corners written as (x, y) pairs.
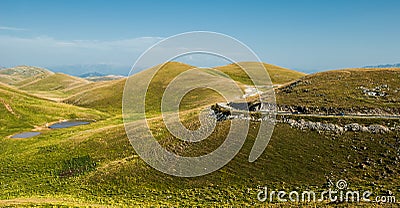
top-left (363, 63), bottom-right (400, 68)
top-left (46, 64), bottom-right (139, 76)
top-left (3, 62), bottom-right (398, 78)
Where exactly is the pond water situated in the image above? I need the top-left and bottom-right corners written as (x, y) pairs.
top-left (9, 121), bottom-right (91, 139)
top-left (49, 121), bottom-right (90, 129)
top-left (11, 132), bottom-right (41, 138)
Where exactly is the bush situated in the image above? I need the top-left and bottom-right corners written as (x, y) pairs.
top-left (59, 155), bottom-right (97, 177)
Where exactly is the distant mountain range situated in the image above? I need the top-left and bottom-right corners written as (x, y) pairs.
top-left (78, 72), bottom-right (126, 82)
top-left (46, 64), bottom-right (133, 76)
top-left (79, 72), bottom-right (106, 78)
top-left (363, 63), bottom-right (400, 68)
top-left (84, 74), bottom-right (126, 82)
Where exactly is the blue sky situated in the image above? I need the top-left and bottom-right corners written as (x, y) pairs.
top-left (0, 0), bottom-right (399, 74)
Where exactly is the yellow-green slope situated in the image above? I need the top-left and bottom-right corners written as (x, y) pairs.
top-left (20, 73), bottom-right (89, 91)
top-left (0, 83), bottom-right (106, 137)
top-left (64, 62), bottom-right (305, 114)
top-left (64, 62), bottom-right (227, 114)
top-left (215, 62), bottom-right (306, 85)
top-left (276, 67), bottom-right (400, 111)
top-left (0, 66), bottom-right (54, 86)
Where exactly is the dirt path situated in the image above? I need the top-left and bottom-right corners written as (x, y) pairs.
top-left (0, 98), bottom-right (16, 115)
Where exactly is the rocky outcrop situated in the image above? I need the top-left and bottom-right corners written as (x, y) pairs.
top-left (282, 118), bottom-right (344, 134)
top-left (276, 104), bottom-right (400, 115)
top-left (211, 103), bottom-right (400, 134)
top-left (211, 103), bottom-right (399, 134)
top-left (223, 100), bottom-right (400, 116)
top-left (279, 118), bottom-right (393, 134)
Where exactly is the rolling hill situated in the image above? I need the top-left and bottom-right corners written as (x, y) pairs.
top-left (0, 66), bottom-right (54, 86)
top-left (0, 66), bottom-right (92, 101)
top-left (276, 67), bottom-right (400, 114)
top-left (18, 73), bottom-right (90, 100)
top-left (65, 62), bottom-right (227, 114)
top-left (1, 62), bottom-right (305, 114)
top-left (64, 78), bottom-right (127, 113)
top-left (0, 83), bottom-right (106, 137)
top-left (20, 73), bottom-right (89, 91)
top-left (214, 62), bottom-right (306, 86)
top-left (65, 62), bottom-right (305, 114)
top-left (1, 63), bottom-right (399, 206)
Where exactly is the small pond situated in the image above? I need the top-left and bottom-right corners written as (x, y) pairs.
top-left (49, 121), bottom-right (90, 129)
top-left (11, 132), bottom-right (41, 138)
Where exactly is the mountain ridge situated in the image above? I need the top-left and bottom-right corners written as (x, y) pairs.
top-left (363, 63), bottom-right (400, 68)
top-left (79, 72), bottom-right (106, 78)
top-left (0, 66), bottom-right (54, 86)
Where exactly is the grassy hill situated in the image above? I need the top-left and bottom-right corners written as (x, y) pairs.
top-left (276, 68), bottom-right (400, 112)
top-left (0, 107), bottom-right (398, 206)
top-left (65, 62), bottom-right (228, 114)
top-left (65, 62), bottom-right (304, 114)
top-left (0, 66), bottom-right (54, 86)
top-left (1, 64), bottom-right (399, 206)
top-left (0, 66), bottom-right (92, 101)
top-left (0, 83), bottom-right (106, 137)
top-left (1, 62), bottom-right (304, 115)
top-left (214, 62), bottom-right (306, 85)
top-left (19, 73), bottom-right (90, 100)
top-left (20, 73), bottom-right (89, 91)
top-left (64, 78), bottom-right (127, 113)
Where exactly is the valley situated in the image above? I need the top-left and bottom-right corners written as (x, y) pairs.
top-left (0, 62), bottom-right (399, 207)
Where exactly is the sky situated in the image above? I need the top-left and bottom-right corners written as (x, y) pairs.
top-left (0, 0), bottom-right (399, 75)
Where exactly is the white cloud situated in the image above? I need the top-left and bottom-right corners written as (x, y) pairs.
top-left (0, 26), bottom-right (27, 31)
top-left (0, 33), bottom-right (256, 73)
top-left (0, 35), bottom-right (164, 67)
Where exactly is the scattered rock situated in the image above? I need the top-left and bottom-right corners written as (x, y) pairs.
top-left (277, 119), bottom-right (393, 134)
top-left (368, 125), bottom-right (390, 134)
top-left (211, 102), bottom-right (399, 135)
top-left (358, 85), bottom-right (388, 97)
top-left (378, 158), bottom-right (383, 164)
top-left (358, 163), bottom-right (367, 169)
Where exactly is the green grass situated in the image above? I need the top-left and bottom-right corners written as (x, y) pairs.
top-left (1, 62), bottom-right (304, 116)
top-left (276, 68), bottom-right (400, 110)
top-left (64, 61), bottom-right (306, 115)
top-left (64, 78), bottom-right (126, 114)
top-left (17, 73), bottom-right (91, 101)
top-left (0, 83), bottom-right (107, 137)
top-left (20, 73), bottom-right (88, 92)
top-left (65, 62), bottom-right (227, 115)
top-left (215, 62), bottom-right (306, 85)
top-left (1, 63), bottom-right (399, 207)
top-left (65, 79), bottom-right (116, 95)
top-left (0, 65), bottom-right (53, 86)
top-left (0, 112), bottom-right (398, 206)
